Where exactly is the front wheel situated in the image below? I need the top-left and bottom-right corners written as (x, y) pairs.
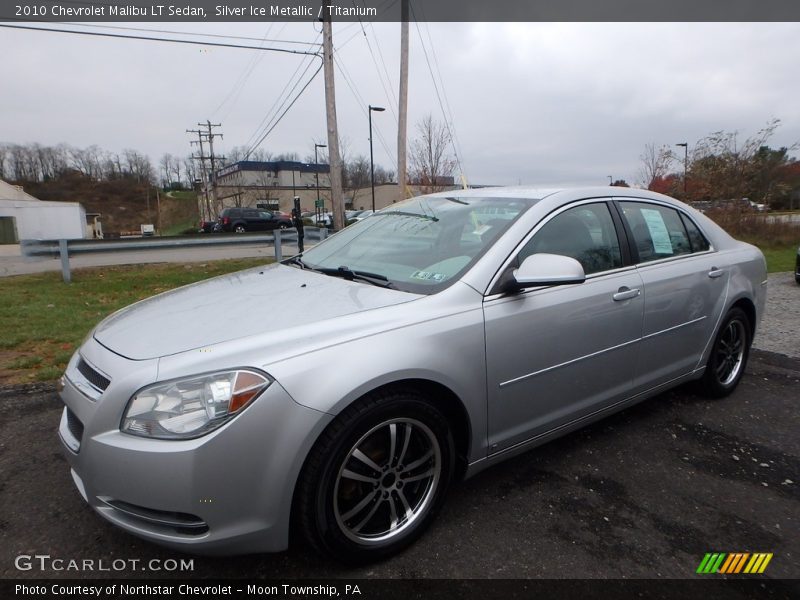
top-left (296, 390), bottom-right (454, 563)
top-left (700, 307), bottom-right (751, 398)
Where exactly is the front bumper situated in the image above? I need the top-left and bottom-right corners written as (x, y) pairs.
top-left (58, 341), bottom-right (332, 555)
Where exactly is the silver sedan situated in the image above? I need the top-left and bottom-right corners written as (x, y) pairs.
top-left (57, 187), bottom-right (767, 562)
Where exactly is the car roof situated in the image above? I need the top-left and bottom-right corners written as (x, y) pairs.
top-left (423, 185), bottom-right (678, 205)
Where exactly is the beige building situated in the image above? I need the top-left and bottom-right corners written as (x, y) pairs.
top-left (208, 160), bottom-right (460, 218)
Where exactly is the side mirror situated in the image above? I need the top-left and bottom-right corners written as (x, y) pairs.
top-left (512, 253), bottom-right (586, 289)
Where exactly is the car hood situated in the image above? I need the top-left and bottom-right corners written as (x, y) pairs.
top-left (93, 264), bottom-right (419, 360)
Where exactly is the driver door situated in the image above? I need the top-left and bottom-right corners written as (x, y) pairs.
top-left (483, 201), bottom-right (644, 454)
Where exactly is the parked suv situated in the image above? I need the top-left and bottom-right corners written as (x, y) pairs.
top-left (218, 208), bottom-right (292, 233)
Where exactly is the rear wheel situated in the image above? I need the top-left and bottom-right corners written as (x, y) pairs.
top-left (700, 307), bottom-right (751, 398)
top-left (296, 390), bottom-right (454, 563)
top-left (234, 224), bottom-right (246, 233)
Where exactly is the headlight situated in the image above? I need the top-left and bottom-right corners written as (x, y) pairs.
top-left (121, 370), bottom-right (271, 439)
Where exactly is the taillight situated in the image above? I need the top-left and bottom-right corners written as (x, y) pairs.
top-left (222, 217), bottom-right (230, 225)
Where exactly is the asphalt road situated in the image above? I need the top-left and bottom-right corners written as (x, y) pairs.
top-left (0, 242), bottom-right (287, 277)
top-left (1, 350), bottom-right (798, 581)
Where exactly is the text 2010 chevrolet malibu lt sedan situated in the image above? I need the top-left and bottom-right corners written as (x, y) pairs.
top-left (58, 187), bottom-right (767, 562)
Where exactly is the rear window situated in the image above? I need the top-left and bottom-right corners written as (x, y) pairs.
top-left (620, 202), bottom-right (692, 263)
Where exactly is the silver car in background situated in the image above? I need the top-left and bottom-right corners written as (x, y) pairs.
top-left (57, 187), bottom-right (767, 562)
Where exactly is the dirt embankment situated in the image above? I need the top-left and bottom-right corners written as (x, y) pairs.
top-left (20, 172), bottom-right (198, 234)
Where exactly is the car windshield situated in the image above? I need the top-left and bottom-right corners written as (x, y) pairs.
top-left (298, 196), bottom-right (534, 294)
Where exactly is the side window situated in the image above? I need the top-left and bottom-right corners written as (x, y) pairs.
top-left (243, 209), bottom-right (259, 219)
top-left (519, 202), bottom-right (622, 275)
top-left (620, 202), bottom-right (691, 263)
top-left (680, 213), bottom-right (711, 252)
top-left (259, 211), bottom-right (272, 219)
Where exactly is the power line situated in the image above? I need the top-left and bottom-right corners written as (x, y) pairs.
top-left (48, 21), bottom-right (321, 45)
top-left (410, 9), bottom-right (466, 179)
top-left (244, 63), bottom-right (323, 159)
top-left (242, 50), bottom-right (320, 155)
top-left (333, 54), bottom-right (396, 166)
top-left (422, 20), bottom-right (467, 178)
top-left (353, 2), bottom-right (398, 124)
top-left (0, 24), bottom-right (321, 56)
top-left (212, 23), bottom-right (277, 118)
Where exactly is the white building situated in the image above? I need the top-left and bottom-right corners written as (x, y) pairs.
top-left (0, 179), bottom-right (87, 242)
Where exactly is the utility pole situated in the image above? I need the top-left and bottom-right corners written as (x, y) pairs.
top-left (201, 121), bottom-right (225, 216)
top-left (397, 0), bottom-right (409, 202)
top-left (187, 128), bottom-right (212, 220)
top-left (676, 142), bottom-right (688, 198)
top-left (322, 13), bottom-right (345, 231)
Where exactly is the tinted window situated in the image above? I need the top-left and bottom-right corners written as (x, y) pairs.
top-left (620, 202), bottom-right (691, 263)
top-left (243, 209), bottom-right (259, 219)
top-left (680, 213), bottom-right (710, 252)
top-left (519, 202), bottom-right (622, 275)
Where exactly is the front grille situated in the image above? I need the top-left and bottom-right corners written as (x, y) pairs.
top-left (65, 408), bottom-right (84, 445)
top-left (77, 358), bottom-right (110, 391)
top-left (103, 499), bottom-right (209, 536)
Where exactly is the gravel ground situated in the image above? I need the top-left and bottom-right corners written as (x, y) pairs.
top-left (753, 272), bottom-right (800, 358)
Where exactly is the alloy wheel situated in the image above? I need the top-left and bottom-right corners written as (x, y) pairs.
top-left (715, 318), bottom-right (746, 386)
top-left (333, 418), bottom-right (441, 545)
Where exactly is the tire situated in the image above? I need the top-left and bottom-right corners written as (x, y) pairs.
top-left (279, 223), bottom-right (289, 230)
top-left (234, 224), bottom-right (246, 233)
top-left (296, 390), bottom-right (454, 563)
top-left (700, 307), bottom-right (752, 398)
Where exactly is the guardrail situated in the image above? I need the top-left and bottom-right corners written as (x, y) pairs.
top-left (20, 227), bottom-right (329, 283)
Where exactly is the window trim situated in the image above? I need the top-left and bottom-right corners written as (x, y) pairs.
top-left (485, 197), bottom-right (632, 298)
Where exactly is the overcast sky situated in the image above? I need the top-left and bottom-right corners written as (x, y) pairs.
top-left (2, 21), bottom-right (800, 187)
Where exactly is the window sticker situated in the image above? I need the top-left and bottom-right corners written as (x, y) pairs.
top-left (410, 270), bottom-right (447, 282)
top-left (640, 208), bottom-right (674, 254)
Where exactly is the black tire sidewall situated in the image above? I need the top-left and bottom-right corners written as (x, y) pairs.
top-left (309, 395), bottom-right (454, 562)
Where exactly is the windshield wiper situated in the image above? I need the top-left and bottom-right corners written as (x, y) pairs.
top-left (284, 255), bottom-right (320, 271)
top-left (318, 266), bottom-right (396, 289)
top-left (380, 210), bottom-right (439, 222)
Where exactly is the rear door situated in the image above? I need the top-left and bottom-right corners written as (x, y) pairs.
top-left (615, 200), bottom-right (729, 392)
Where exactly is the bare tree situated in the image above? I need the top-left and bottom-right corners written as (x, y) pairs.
top-left (342, 155), bottom-right (371, 207)
top-left (637, 143), bottom-right (674, 189)
top-left (159, 153), bottom-right (174, 188)
top-left (123, 149), bottom-right (154, 183)
top-left (0, 144), bottom-right (8, 179)
top-left (409, 115), bottom-right (457, 193)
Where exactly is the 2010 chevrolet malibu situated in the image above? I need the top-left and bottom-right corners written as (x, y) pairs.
top-left (58, 187), bottom-right (767, 562)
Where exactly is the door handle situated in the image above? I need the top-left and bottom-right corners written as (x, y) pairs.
top-left (708, 267), bottom-right (725, 279)
top-left (613, 287), bottom-right (641, 301)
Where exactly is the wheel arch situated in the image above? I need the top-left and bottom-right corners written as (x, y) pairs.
top-left (288, 376), bottom-right (472, 551)
top-left (728, 295), bottom-right (757, 339)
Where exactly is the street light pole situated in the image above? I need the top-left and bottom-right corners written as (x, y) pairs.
top-left (315, 143), bottom-right (326, 215)
top-left (368, 105), bottom-right (385, 213)
top-left (676, 142), bottom-right (688, 197)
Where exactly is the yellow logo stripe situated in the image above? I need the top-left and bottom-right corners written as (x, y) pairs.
top-left (744, 553), bottom-right (773, 574)
top-left (757, 553), bottom-right (773, 574)
top-left (744, 554), bottom-right (760, 574)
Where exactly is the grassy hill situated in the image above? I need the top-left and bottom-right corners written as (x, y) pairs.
top-left (18, 172), bottom-right (199, 235)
